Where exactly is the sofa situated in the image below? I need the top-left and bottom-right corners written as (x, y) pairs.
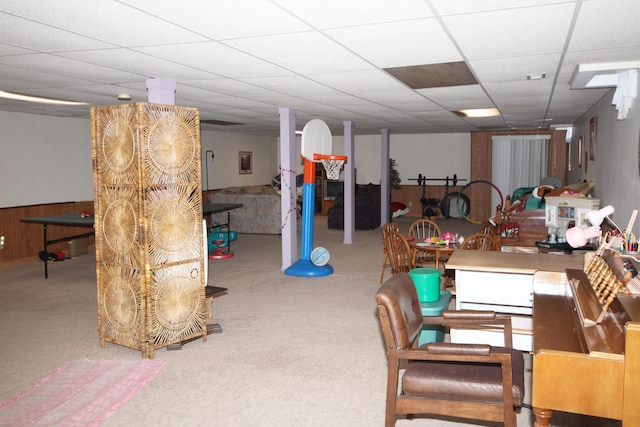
top-left (208, 185), bottom-right (290, 234)
top-left (327, 184), bottom-right (381, 230)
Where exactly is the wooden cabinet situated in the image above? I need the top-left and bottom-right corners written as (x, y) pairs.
top-left (91, 103), bottom-right (206, 358)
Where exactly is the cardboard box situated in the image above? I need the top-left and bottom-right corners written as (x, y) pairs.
top-left (68, 238), bottom-right (89, 256)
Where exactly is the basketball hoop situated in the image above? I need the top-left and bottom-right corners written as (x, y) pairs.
top-left (314, 154), bottom-right (347, 180)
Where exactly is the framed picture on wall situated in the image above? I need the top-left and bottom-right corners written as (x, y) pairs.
top-left (239, 151), bottom-right (252, 174)
top-left (578, 136), bottom-right (584, 168)
top-left (589, 117), bottom-right (597, 161)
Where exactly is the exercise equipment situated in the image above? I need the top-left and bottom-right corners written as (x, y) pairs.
top-left (457, 180), bottom-right (504, 224)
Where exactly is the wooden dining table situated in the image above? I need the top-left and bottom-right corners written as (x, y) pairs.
top-left (408, 239), bottom-right (459, 269)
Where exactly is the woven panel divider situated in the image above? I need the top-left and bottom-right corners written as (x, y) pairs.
top-left (91, 103), bottom-right (205, 358)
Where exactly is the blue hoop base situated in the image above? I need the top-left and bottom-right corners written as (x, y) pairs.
top-left (285, 258), bottom-right (334, 277)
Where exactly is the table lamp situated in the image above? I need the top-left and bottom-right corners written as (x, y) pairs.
top-left (566, 205), bottom-right (615, 248)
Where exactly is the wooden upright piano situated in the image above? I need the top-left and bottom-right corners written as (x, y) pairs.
top-left (532, 250), bottom-right (640, 426)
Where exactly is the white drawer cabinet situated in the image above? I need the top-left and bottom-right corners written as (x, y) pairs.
top-left (447, 250), bottom-right (583, 352)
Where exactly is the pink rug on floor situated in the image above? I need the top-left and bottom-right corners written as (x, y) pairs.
top-left (0, 359), bottom-right (166, 427)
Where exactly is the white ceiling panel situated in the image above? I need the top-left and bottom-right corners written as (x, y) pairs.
top-left (1, 0), bottom-right (206, 47)
top-left (134, 42), bottom-right (292, 79)
top-left (225, 32), bottom-right (374, 75)
top-left (0, 54), bottom-right (145, 83)
top-left (0, 12), bottom-right (115, 52)
top-left (325, 18), bottom-right (461, 68)
top-left (58, 49), bottom-right (215, 80)
top-left (118, 0), bottom-right (312, 39)
top-left (0, 1), bottom-right (637, 135)
top-left (417, 85), bottom-right (492, 109)
top-left (568, 0), bottom-right (640, 52)
top-left (469, 54), bottom-right (562, 83)
top-left (440, 3), bottom-right (576, 60)
top-left (272, 0), bottom-right (434, 28)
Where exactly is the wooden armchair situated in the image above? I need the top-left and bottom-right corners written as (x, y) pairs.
top-left (375, 273), bottom-right (525, 427)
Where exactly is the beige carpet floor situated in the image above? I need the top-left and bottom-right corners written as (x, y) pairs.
top-left (0, 216), bottom-right (617, 426)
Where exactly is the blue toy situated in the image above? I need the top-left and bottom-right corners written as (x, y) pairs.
top-left (207, 226), bottom-right (237, 251)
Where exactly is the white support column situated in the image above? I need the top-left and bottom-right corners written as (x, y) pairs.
top-left (343, 121), bottom-right (355, 244)
top-left (146, 78), bottom-right (176, 104)
top-left (279, 107), bottom-right (297, 270)
top-left (380, 129), bottom-right (390, 226)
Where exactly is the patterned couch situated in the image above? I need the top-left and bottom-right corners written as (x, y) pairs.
top-left (208, 185), bottom-right (296, 235)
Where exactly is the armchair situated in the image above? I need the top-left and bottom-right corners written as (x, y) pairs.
top-left (375, 273), bottom-right (525, 427)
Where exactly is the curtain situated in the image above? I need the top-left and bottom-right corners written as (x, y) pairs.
top-left (491, 135), bottom-right (550, 210)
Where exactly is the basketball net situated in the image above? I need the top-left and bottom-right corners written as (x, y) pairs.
top-left (314, 154), bottom-right (347, 180)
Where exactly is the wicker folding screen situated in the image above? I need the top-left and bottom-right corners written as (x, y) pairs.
top-left (91, 103), bottom-right (206, 358)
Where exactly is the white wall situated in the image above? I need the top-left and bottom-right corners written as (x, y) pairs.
top-left (0, 111), bottom-right (281, 208)
top-left (0, 111), bottom-right (93, 208)
top-left (280, 131), bottom-right (470, 186)
top-left (0, 109), bottom-right (470, 208)
top-left (201, 129), bottom-right (278, 190)
top-left (567, 83), bottom-right (640, 237)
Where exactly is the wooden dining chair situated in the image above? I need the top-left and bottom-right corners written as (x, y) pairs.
top-left (375, 273), bottom-right (525, 427)
top-left (479, 222), bottom-right (499, 250)
top-left (384, 229), bottom-right (415, 276)
top-left (443, 230), bottom-right (496, 291)
top-left (380, 222), bottom-right (400, 284)
top-left (407, 219), bottom-right (442, 266)
top-left (460, 232), bottom-right (497, 251)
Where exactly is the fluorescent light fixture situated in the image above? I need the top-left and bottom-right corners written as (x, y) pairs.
top-left (570, 61), bottom-right (640, 89)
top-left (454, 108), bottom-right (500, 118)
top-left (0, 90), bottom-right (89, 106)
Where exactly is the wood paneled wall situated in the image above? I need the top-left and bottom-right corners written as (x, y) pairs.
top-left (0, 201), bottom-right (95, 266)
top-left (470, 129), bottom-right (567, 221)
top-left (390, 185), bottom-right (465, 217)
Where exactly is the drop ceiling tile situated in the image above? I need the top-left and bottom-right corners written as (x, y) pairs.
top-left (0, 42), bottom-right (37, 56)
top-left (484, 79), bottom-right (554, 100)
top-left (0, 63), bottom-right (95, 90)
top-left (430, 0), bottom-right (571, 15)
top-left (416, 85), bottom-right (491, 109)
top-left (310, 69), bottom-right (409, 95)
top-left (272, 0), bottom-right (433, 28)
top-left (237, 75), bottom-right (342, 97)
top-left (568, 0), bottom-right (640, 52)
top-left (0, 53), bottom-right (145, 82)
top-left (183, 78), bottom-right (284, 99)
top-left (325, 18), bottom-right (461, 68)
top-left (134, 42), bottom-right (292, 79)
top-left (469, 54), bottom-right (561, 83)
top-left (58, 48), bottom-right (215, 80)
top-left (118, 0), bottom-right (311, 39)
top-left (225, 32), bottom-right (374, 75)
top-left (1, 0), bottom-right (206, 47)
top-left (0, 12), bottom-right (114, 52)
top-left (440, 3), bottom-right (575, 60)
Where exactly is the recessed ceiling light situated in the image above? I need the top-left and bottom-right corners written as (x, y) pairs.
top-left (454, 108), bottom-right (500, 118)
top-left (0, 90), bottom-right (89, 106)
top-left (117, 93), bottom-right (132, 101)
